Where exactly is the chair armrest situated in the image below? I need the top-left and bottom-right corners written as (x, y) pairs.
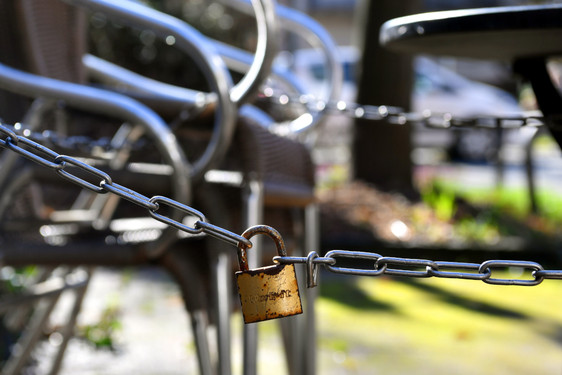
top-left (214, 41), bottom-right (307, 95)
top-left (223, 1), bottom-right (343, 136)
top-left (0, 61), bottom-right (190, 258)
top-left (67, 0), bottom-right (277, 105)
top-left (227, 0), bottom-right (278, 105)
top-left (275, 3), bottom-right (342, 105)
top-left (64, 0), bottom-right (239, 180)
top-left (275, 4), bottom-right (343, 137)
top-left (83, 54), bottom-right (216, 118)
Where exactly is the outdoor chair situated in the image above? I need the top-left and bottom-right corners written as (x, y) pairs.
top-left (0, 0), bottom-right (340, 374)
top-left (195, 3), bottom-right (342, 373)
top-left (87, 2), bottom-right (341, 373)
top-left (0, 0), bottom-right (276, 373)
top-left (86, 2), bottom-right (344, 374)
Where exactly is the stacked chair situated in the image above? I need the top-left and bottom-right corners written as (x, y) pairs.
top-left (0, 0), bottom-right (343, 374)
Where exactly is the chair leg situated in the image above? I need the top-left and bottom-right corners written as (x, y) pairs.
top-left (242, 178), bottom-right (263, 375)
top-left (277, 208), bottom-right (303, 375)
top-left (210, 248), bottom-right (234, 375)
top-left (279, 203), bottom-right (319, 375)
top-left (190, 309), bottom-right (214, 375)
top-left (160, 248), bottom-right (214, 375)
top-left (279, 314), bottom-right (303, 375)
top-left (47, 267), bottom-right (93, 375)
top-left (2, 292), bottom-right (62, 375)
top-left (1, 267), bottom-right (89, 375)
top-left (303, 203), bottom-right (319, 375)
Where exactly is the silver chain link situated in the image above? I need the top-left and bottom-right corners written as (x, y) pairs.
top-left (274, 251), bottom-right (562, 287)
top-left (259, 87), bottom-right (547, 129)
top-left (0, 122), bottom-right (251, 248)
top-left (9, 123), bottom-right (117, 154)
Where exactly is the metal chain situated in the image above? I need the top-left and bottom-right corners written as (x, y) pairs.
top-left (10, 123), bottom-right (110, 153)
top-left (0, 122), bottom-right (251, 248)
top-left (274, 251), bottom-right (562, 288)
top-left (8, 122), bottom-right (147, 155)
top-left (259, 87), bottom-right (547, 129)
top-left (13, 91), bottom-right (547, 147)
top-left (3, 121), bottom-right (562, 288)
top-left (259, 88), bottom-right (562, 287)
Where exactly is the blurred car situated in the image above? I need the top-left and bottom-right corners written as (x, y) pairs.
top-left (413, 56), bottom-right (522, 162)
top-left (276, 46), bottom-right (524, 163)
top-left (274, 45), bottom-right (359, 104)
top-left (413, 56), bottom-right (520, 117)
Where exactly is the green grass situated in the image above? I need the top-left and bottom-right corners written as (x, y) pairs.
top-left (315, 273), bottom-right (562, 374)
top-left (426, 179), bottom-right (562, 224)
top-left (417, 179), bottom-right (562, 245)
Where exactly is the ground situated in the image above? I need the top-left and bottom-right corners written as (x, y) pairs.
top-left (317, 180), bottom-right (561, 260)
top-left (28, 178), bottom-right (562, 374)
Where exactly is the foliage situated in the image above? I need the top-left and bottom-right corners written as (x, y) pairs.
top-left (319, 179), bottom-right (561, 247)
top-left (0, 266), bottom-right (38, 294)
top-left (77, 305), bottom-right (122, 351)
top-left (419, 178), bottom-right (562, 243)
top-left (420, 180), bottom-right (457, 221)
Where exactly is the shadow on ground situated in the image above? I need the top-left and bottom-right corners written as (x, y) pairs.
top-left (319, 276), bottom-right (397, 313)
top-left (399, 277), bottom-right (529, 319)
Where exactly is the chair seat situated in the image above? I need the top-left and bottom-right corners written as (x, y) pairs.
top-left (225, 115), bottom-right (316, 207)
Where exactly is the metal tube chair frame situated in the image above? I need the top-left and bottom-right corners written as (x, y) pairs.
top-left (0, 0), bottom-right (277, 374)
top-left (0, 0), bottom-right (343, 374)
top-left (0, 0), bottom-right (334, 374)
top-left (64, 0), bottom-right (278, 182)
top-left (217, 0), bottom-right (343, 139)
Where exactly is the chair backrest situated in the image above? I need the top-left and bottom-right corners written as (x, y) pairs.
top-left (5, 0), bottom-right (87, 83)
top-left (0, 0), bottom-right (87, 122)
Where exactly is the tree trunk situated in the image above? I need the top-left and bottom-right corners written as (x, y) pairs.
top-left (353, 0), bottom-right (418, 195)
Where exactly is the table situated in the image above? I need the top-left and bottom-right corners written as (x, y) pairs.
top-left (379, 4), bottom-right (562, 148)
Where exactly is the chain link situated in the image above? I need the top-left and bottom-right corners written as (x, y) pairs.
top-left (259, 88), bottom-right (547, 129)
top-left (9, 122), bottom-right (140, 155)
top-left (0, 122), bottom-right (251, 248)
top-left (2, 122), bottom-right (562, 287)
top-left (274, 251), bottom-right (562, 287)
top-left (5, 135), bottom-right (66, 170)
top-left (428, 261), bottom-right (490, 281)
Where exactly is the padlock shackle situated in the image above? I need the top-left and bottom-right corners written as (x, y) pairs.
top-left (237, 225), bottom-right (287, 271)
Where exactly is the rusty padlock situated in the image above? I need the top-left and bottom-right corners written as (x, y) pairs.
top-left (236, 225), bottom-right (303, 324)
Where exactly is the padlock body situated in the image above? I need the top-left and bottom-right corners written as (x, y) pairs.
top-left (236, 263), bottom-right (302, 323)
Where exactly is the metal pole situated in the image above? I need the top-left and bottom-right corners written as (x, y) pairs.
top-left (242, 178), bottom-right (264, 375)
top-left (303, 203), bottom-right (319, 375)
